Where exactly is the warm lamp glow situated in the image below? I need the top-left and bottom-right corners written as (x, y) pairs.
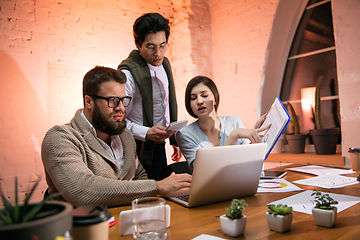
top-left (301, 87), bottom-right (316, 132)
top-left (301, 99), bottom-right (312, 111)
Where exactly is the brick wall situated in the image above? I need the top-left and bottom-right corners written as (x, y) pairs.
top-left (0, 0), bottom-right (204, 204)
top-left (209, 0), bottom-right (279, 127)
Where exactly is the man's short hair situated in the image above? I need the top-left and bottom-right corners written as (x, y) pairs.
top-left (133, 13), bottom-right (170, 47)
top-left (82, 66), bottom-right (127, 99)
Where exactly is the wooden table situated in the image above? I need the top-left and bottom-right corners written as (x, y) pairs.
top-left (108, 165), bottom-right (360, 239)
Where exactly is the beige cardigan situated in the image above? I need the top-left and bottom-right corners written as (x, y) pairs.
top-left (41, 109), bottom-right (158, 207)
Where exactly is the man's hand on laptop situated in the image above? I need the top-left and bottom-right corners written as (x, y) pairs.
top-left (156, 172), bottom-right (192, 196)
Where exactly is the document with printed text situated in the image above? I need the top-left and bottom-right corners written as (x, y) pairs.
top-left (260, 97), bottom-right (290, 159)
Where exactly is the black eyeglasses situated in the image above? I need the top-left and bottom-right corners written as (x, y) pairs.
top-left (144, 42), bottom-right (168, 54)
top-left (91, 95), bottom-right (132, 108)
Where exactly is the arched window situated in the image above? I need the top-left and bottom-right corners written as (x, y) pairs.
top-left (281, 0), bottom-right (340, 137)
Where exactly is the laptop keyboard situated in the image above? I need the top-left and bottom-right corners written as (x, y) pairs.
top-left (175, 195), bottom-right (190, 202)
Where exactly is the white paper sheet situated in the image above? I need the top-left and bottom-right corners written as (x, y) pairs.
top-left (192, 234), bottom-right (226, 240)
top-left (258, 178), bottom-right (304, 193)
top-left (285, 165), bottom-right (355, 176)
top-left (293, 173), bottom-right (359, 189)
top-left (268, 190), bottom-right (360, 214)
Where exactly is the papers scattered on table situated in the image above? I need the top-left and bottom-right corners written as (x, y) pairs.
top-left (285, 165), bottom-right (355, 176)
top-left (192, 234), bottom-right (226, 240)
top-left (285, 165), bottom-right (358, 189)
top-left (268, 190), bottom-right (360, 214)
top-left (258, 178), bottom-right (303, 193)
top-left (293, 172), bottom-right (359, 189)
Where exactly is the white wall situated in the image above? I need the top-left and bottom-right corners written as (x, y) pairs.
top-left (332, 0), bottom-right (360, 161)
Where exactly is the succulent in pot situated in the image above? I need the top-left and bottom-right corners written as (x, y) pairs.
top-left (220, 199), bottom-right (247, 237)
top-left (266, 204), bottom-right (293, 233)
top-left (311, 189), bottom-right (338, 227)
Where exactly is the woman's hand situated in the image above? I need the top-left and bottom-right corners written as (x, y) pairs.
top-left (254, 113), bottom-right (268, 129)
top-left (225, 124), bottom-right (272, 145)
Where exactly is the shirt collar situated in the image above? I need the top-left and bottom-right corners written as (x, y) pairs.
top-left (147, 62), bottom-right (162, 72)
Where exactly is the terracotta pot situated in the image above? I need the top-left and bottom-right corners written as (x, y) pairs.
top-left (0, 201), bottom-right (73, 240)
top-left (220, 214), bottom-right (246, 237)
top-left (286, 134), bottom-right (307, 154)
top-left (266, 212), bottom-right (293, 233)
top-left (312, 207), bottom-right (337, 228)
top-left (309, 128), bottom-right (340, 155)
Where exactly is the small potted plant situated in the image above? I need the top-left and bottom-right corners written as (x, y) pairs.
top-left (309, 76), bottom-right (340, 155)
top-left (286, 101), bottom-right (307, 153)
top-left (266, 204), bottom-right (293, 233)
top-left (220, 198), bottom-right (248, 237)
top-left (311, 189), bottom-right (338, 227)
top-left (0, 177), bottom-right (73, 239)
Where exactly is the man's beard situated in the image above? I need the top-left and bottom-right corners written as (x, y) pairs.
top-left (92, 102), bottom-right (126, 136)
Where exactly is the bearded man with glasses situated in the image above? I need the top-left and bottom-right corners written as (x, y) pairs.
top-left (119, 13), bottom-right (183, 181)
top-left (41, 66), bottom-right (191, 206)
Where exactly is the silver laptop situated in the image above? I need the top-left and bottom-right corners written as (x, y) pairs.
top-left (164, 143), bottom-right (267, 207)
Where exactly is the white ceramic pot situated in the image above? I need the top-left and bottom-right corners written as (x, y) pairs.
top-left (312, 207), bottom-right (337, 228)
top-left (265, 212), bottom-right (293, 233)
top-left (220, 214), bottom-right (247, 237)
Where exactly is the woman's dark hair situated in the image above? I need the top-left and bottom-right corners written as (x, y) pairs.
top-left (133, 13), bottom-right (170, 47)
top-left (185, 76), bottom-right (220, 118)
top-left (82, 66), bottom-right (126, 100)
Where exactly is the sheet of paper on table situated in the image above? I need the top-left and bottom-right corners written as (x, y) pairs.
top-left (285, 165), bottom-right (355, 176)
top-left (293, 172), bottom-right (359, 189)
top-left (192, 234), bottom-right (226, 240)
top-left (268, 190), bottom-right (360, 214)
top-left (258, 178), bottom-right (304, 193)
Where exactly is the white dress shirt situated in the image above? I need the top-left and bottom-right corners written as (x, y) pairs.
top-left (122, 63), bottom-right (170, 141)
